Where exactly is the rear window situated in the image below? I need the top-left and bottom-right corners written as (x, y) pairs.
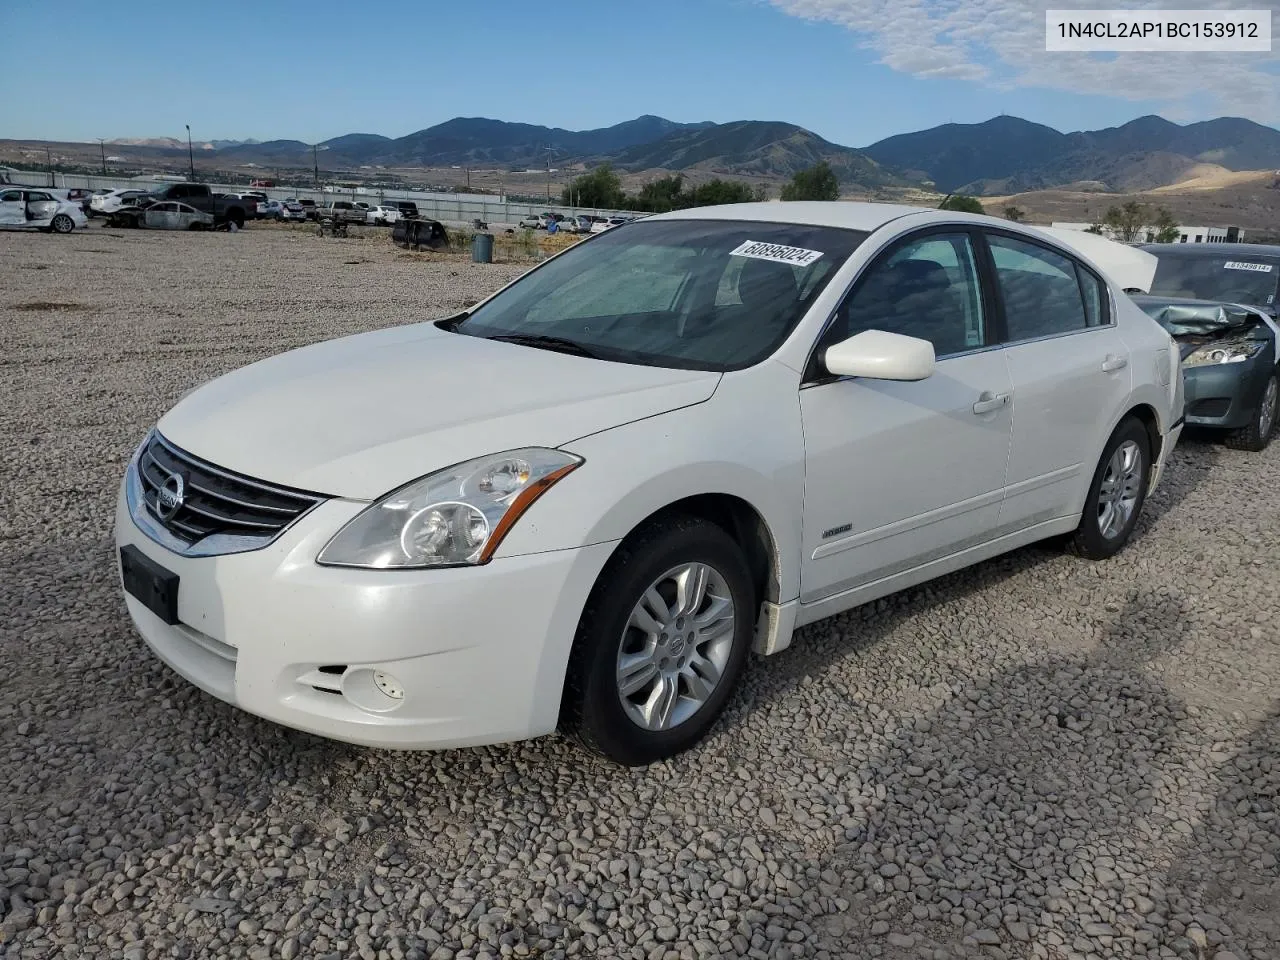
top-left (1150, 254), bottom-right (1278, 307)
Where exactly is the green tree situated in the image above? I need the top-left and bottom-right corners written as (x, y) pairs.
top-left (689, 178), bottom-right (755, 206)
top-left (780, 161), bottom-right (840, 201)
top-left (938, 194), bottom-right (985, 214)
top-left (1003, 205), bottom-right (1026, 222)
top-left (1101, 201), bottom-right (1180, 243)
top-left (1152, 206), bottom-right (1180, 243)
top-left (634, 175), bottom-right (687, 213)
top-left (1102, 201), bottom-right (1147, 242)
top-left (561, 163), bottom-right (624, 209)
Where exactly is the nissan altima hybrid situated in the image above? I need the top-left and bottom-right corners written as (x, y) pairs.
top-left (116, 202), bottom-right (1184, 765)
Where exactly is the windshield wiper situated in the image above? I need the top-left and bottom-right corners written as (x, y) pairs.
top-left (488, 333), bottom-right (605, 359)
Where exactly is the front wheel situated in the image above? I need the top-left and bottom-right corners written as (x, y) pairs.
top-left (1070, 417), bottom-right (1151, 560)
top-left (1224, 372), bottom-right (1278, 452)
top-left (561, 517), bottom-right (754, 765)
top-left (50, 214), bottom-right (75, 234)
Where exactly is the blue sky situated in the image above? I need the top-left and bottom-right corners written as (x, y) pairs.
top-left (2, 0), bottom-right (1277, 146)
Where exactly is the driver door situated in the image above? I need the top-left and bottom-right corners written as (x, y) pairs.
top-left (0, 189), bottom-right (24, 225)
top-left (799, 229), bottom-right (1013, 604)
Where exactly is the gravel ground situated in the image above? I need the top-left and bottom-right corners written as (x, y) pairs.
top-left (1, 226), bottom-right (1277, 960)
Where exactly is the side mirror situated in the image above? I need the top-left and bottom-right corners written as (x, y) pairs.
top-left (823, 329), bottom-right (936, 381)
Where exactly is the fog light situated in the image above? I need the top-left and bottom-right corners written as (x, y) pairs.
top-left (373, 670), bottom-right (404, 700)
top-left (340, 668), bottom-right (406, 713)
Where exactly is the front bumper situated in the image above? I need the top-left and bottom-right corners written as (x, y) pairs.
top-left (114, 472), bottom-right (617, 751)
top-left (1181, 354), bottom-right (1273, 430)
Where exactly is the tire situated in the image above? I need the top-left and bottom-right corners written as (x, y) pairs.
top-left (1224, 371), bottom-right (1278, 452)
top-left (560, 516), bottom-right (755, 766)
top-left (229, 210), bottom-right (245, 230)
top-left (51, 214), bottom-right (75, 234)
top-left (1069, 417), bottom-right (1151, 560)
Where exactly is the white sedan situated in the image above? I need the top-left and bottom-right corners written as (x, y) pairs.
top-left (89, 188), bottom-right (148, 216)
top-left (366, 204), bottom-right (401, 225)
top-left (114, 202), bottom-right (1183, 765)
top-left (0, 188), bottom-right (88, 233)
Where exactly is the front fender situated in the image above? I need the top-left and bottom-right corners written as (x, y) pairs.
top-left (493, 361), bottom-right (807, 603)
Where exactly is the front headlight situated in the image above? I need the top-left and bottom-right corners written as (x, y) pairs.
top-left (1183, 341), bottom-right (1266, 367)
top-left (316, 448), bottom-right (581, 569)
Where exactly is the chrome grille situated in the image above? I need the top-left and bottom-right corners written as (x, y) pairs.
top-left (137, 432), bottom-right (326, 545)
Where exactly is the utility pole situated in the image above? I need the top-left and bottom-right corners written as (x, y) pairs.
top-left (185, 124), bottom-right (195, 182)
top-left (46, 145), bottom-right (54, 186)
top-left (97, 138), bottom-right (107, 175)
top-left (313, 144), bottom-right (319, 190)
top-left (545, 145), bottom-right (552, 203)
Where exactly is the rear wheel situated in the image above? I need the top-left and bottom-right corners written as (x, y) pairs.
top-left (1070, 417), bottom-right (1150, 560)
top-left (1224, 372), bottom-right (1278, 452)
top-left (561, 517), bottom-right (754, 766)
top-left (50, 214), bottom-right (75, 234)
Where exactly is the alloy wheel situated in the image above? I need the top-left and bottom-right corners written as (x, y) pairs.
top-left (1260, 376), bottom-right (1278, 440)
top-left (1096, 439), bottom-right (1144, 540)
top-left (616, 562), bottom-right (736, 732)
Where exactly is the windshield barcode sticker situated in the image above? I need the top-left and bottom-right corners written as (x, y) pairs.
top-left (1223, 261), bottom-right (1274, 273)
top-left (730, 240), bottom-right (824, 267)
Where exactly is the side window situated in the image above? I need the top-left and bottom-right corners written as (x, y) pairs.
top-left (1075, 264), bottom-right (1109, 327)
top-left (988, 234), bottom-right (1090, 341)
top-left (27, 192), bottom-right (51, 202)
top-left (0, 190), bottom-right (22, 202)
top-left (835, 232), bottom-right (986, 357)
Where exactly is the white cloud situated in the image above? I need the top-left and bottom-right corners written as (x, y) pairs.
top-left (770, 0), bottom-right (1280, 126)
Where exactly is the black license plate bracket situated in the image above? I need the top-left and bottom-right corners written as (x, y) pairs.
top-left (120, 545), bottom-right (180, 625)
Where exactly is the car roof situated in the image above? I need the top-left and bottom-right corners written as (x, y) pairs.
top-left (1142, 241), bottom-right (1280, 258)
top-left (645, 200), bottom-right (931, 231)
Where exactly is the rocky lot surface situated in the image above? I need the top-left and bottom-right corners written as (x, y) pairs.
top-left (1, 226), bottom-right (1277, 960)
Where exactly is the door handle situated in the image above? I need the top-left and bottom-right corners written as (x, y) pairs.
top-left (972, 391), bottom-right (1011, 415)
top-left (1101, 354), bottom-right (1128, 373)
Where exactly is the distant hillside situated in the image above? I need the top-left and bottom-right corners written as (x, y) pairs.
top-left (862, 116), bottom-right (1068, 191)
top-left (615, 120), bottom-right (906, 187)
top-left (217, 115), bottom-right (716, 169)
top-left (865, 114), bottom-right (1280, 195)
top-left (21, 111), bottom-right (1280, 196)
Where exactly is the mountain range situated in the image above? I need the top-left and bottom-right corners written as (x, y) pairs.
top-left (862, 114), bottom-right (1280, 194)
top-left (54, 113), bottom-right (1280, 195)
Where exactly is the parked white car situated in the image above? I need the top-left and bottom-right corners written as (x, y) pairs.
top-left (366, 204), bottom-right (400, 225)
top-left (591, 216), bottom-right (630, 234)
top-left (115, 202), bottom-right (1183, 765)
top-left (518, 214), bottom-right (547, 229)
top-left (0, 188), bottom-right (88, 233)
top-left (89, 188), bottom-right (148, 216)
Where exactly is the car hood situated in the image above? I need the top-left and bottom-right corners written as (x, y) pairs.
top-left (156, 321), bottom-right (721, 499)
top-left (1130, 294), bottom-right (1277, 359)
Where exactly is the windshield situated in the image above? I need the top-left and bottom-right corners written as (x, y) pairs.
top-left (454, 219), bottom-right (866, 371)
top-left (1149, 254), bottom-right (1278, 308)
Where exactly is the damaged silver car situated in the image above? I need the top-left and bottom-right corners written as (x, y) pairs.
top-left (1130, 296), bottom-right (1278, 451)
top-left (1137, 243), bottom-right (1280, 451)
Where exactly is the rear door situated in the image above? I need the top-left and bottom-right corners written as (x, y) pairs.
top-left (983, 229), bottom-right (1133, 528)
top-left (24, 191), bottom-right (60, 224)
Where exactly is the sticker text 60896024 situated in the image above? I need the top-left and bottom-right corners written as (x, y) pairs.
top-left (730, 240), bottom-right (824, 267)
